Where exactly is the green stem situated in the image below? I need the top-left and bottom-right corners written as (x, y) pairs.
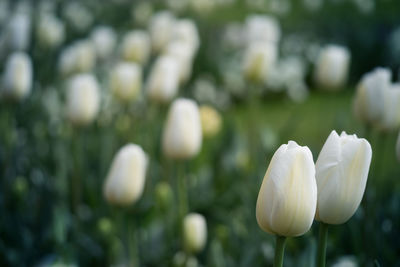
top-left (317, 222), bottom-right (329, 267)
top-left (274, 236), bottom-right (287, 267)
top-left (128, 215), bottom-right (139, 267)
top-left (177, 161), bottom-right (188, 226)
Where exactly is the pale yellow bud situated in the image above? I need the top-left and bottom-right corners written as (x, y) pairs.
top-left (2, 52), bottom-right (32, 100)
top-left (199, 105), bottom-right (222, 138)
top-left (120, 30), bottom-right (151, 65)
top-left (183, 213), bottom-right (207, 253)
top-left (110, 62), bottom-right (142, 102)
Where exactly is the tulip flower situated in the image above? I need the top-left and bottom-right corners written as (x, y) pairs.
top-left (199, 105), bottom-right (222, 138)
top-left (378, 84), bottom-right (400, 131)
top-left (245, 15), bottom-right (281, 45)
top-left (8, 12), bottom-right (31, 50)
top-left (149, 11), bottom-right (175, 53)
top-left (110, 62), bottom-right (142, 102)
top-left (90, 26), bottom-right (117, 60)
top-left (315, 130), bottom-right (372, 267)
top-left (120, 30), bottom-right (151, 65)
top-left (164, 41), bottom-right (195, 84)
top-left (256, 141), bottom-right (317, 267)
top-left (58, 40), bottom-right (96, 76)
top-left (171, 19), bottom-right (200, 56)
top-left (353, 68), bottom-right (391, 126)
top-left (2, 52), bottom-right (33, 100)
top-left (103, 144), bottom-right (148, 206)
top-left (183, 213), bottom-right (207, 254)
top-left (314, 45), bottom-right (350, 90)
top-left (37, 14), bottom-right (65, 48)
top-left (146, 55), bottom-right (180, 103)
top-left (65, 74), bottom-right (100, 126)
top-left (162, 98), bottom-right (202, 160)
top-left (396, 131), bottom-right (400, 162)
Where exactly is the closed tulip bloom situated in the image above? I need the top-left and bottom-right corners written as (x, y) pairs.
top-left (8, 12), bottom-right (31, 50)
top-left (353, 68), bottom-right (391, 125)
top-left (90, 26), bottom-right (117, 60)
top-left (104, 144), bottom-right (148, 206)
top-left (199, 105), bottom-right (222, 138)
top-left (183, 213), bottom-right (207, 253)
top-left (256, 141), bottom-right (317, 237)
top-left (2, 52), bottom-right (32, 100)
top-left (162, 98), bottom-right (202, 159)
top-left (149, 11), bottom-right (175, 53)
top-left (242, 42), bottom-right (278, 83)
top-left (396, 131), bottom-right (400, 162)
top-left (314, 45), bottom-right (350, 90)
top-left (66, 74), bottom-right (100, 126)
top-left (315, 130), bottom-right (372, 224)
top-left (120, 30), bottom-right (151, 65)
top-left (146, 55), bottom-right (180, 103)
top-left (171, 19), bottom-right (200, 55)
top-left (245, 15), bottom-right (281, 44)
top-left (110, 62), bottom-right (142, 102)
top-left (164, 41), bottom-right (195, 84)
top-left (378, 84), bottom-right (400, 131)
top-left (58, 40), bottom-right (96, 76)
top-left (37, 14), bottom-right (65, 48)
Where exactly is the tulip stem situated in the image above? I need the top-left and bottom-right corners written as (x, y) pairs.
top-left (316, 222), bottom-right (329, 267)
top-left (274, 235), bottom-right (287, 267)
top-left (177, 161), bottom-right (188, 229)
top-left (127, 215), bottom-right (139, 267)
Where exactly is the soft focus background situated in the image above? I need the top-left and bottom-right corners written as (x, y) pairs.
top-left (0, 0), bottom-right (400, 266)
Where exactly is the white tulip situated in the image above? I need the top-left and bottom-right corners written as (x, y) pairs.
top-left (58, 40), bottom-right (96, 76)
top-left (183, 213), bottom-right (207, 253)
top-left (256, 141), bottom-right (317, 237)
top-left (378, 83), bottom-right (400, 131)
top-left (37, 14), bottom-right (65, 48)
top-left (396, 131), bottom-right (400, 162)
top-left (315, 130), bottom-right (372, 224)
top-left (353, 68), bottom-right (391, 125)
top-left (90, 26), bottom-right (117, 60)
top-left (110, 62), bottom-right (142, 102)
top-left (314, 45), bottom-right (350, 90)
top-left (104, 144), bottom-right (148, 206)
top-left (162, 98), bottom-right (202, 159)
top-left (2, 52), bottom-right (32, 100)
top-left (63, 2), bottom-right (93, 32)
top-left (146, 55), bottom-right (180, 103)
top-left (120, 30), bottom-right (151, 65)
top-left (199, 105), bottom-right (222, 138)
top-left (66, 74), bottom-right (100, 126)
top-left (164, 41), bottom-right (195, 84)
top-left (8, 12), bottom-right (31, 50)
top-left (245, 15), bottom-right (281, 44)
top-left (170, 19), bottom-right (200, 55)
top-left (149, 11), bottom-right (175, 53)
top-left (242, 42), bottom-right (278, 83)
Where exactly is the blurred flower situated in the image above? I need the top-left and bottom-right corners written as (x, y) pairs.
top-left (36, 13), bottom-right (65, 49)
top-left (7, 12), bottom-right (31, 50)
top-left (353, 68), bottom-right (391, 126)
top-left (256, 141), bottom-right (317, 237)
top-left (242, 42), bottom-right (278, 83)
top-left (332, 256), bottom-right (358, 267)
top-left (199, 105), bottom-right (222, 138)
top-left (63, 2), bottom-right (93, 32)
top-left (90, 26), bottom-right (117, 61)
top-left (170, 19), bottom-right (200, 56)
top-left (245, 15), bottom-right (281, 45)
top-left (315, 130), bottom-right (372, 224)
top-left (190, 0), bottom-right (216, 14)
top-left (378, 83), bottom-right (400, 131)
top-left (183, 213), bottom-right (207, 253)
top-left (132, 1), bottom-right (153, 25)
top-left (65, 74), bottom-right (100, 126)
top-left (103, 144), bottom-right (148, 206)
top-left (397, 131), bottom-right (400, 162)
top-left (222, 23), bottom-right (245, 50)
top-left (120, 30), bottom-right (151, 65)
top-left (146, 55), bottom-right (180, 103)
top-left (303, 0), bottom-right (323, 11)
top-left (164, 41), bottom-right (195, 84)
top-left (149, 11), bottom-right (176, 53)
top-left (2, 52), bottom-right (32, 100)
top-left (155, 181), bottom-right (174, 210)
top-left (162, 98), bottom-right (202, 159)
top-left (110, 62), bottom-right (142, 102)
top-left (314, 45), bottom-right (350, 90)
top-left (59, 40), bottom-right (96, 76)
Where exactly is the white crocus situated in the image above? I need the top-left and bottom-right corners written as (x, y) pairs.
top-left (162, 98), bottom-right (202, 159)
top-left (315, 130), bottom-right (372, 225)
top-left (183, 213), bottom-right (207, 254)
top-left (353, 68), bottom-right (391, 125)
top-left (149, 11), bottom-right (175, 53)
top-left (66, 74), bottom-right (100, 126)
top-left (256, 141), bottom-right (317, 237)
top-left (242, 42), bottom-right (278, 83)
top-left (2, 52), bottom-right (32, 100)
top-left (37, 14), bottom-right (65, 48)
top-left (104, 144), bottom-right (148, 206)
top-left (314, 45), bottom-right (350, 90)
top-left (110, 62), bottom-right (142, 102)
top-left (245, 15), bottom-right (281, 45)
top-left (120, 30), bottom-right (151, 65)
top-left (146, 55), bottom-right (180, 103)
top-left (90, 26), bottom-right (117, 60)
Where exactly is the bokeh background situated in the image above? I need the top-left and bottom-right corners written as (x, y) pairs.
top-left (0, 0), bottom-right (400, 266)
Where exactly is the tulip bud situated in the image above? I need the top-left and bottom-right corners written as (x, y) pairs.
top-left (353, 68), bottom-right (390, 125)
top-left (8, 12), bottom-right (31, 50)
top-left (164, 41), bottom-right (195, 84)
top-left (2, 52), bottom-right (32, 100)
top-left (90, 26), bottom-right (117, 60)
top-left (146, 55), bottom-right (180, 103)
top-left (315, 130), bottom-right (372, 224)
top-left (162, 98), bottom-right (202, 159)
top-left (37, 14), bottom-right (65, 48)
top-left (396, 131), bottom-right (400, 162)
top-left (183, 213), bottom-right (207, 254)
top-left (103, 144), bottom-right (148, 206)
top-left (65, 74), bottom-right (100, 126)
top-left (58, 40), bottom-right (96, 76)
top-left (110, 62), bottom-right (142, 102)
top-left (170, 19), bottom-right (200, 55)
top-left (120, 30), bottom-right (151, 65)
top-left (199, 105), bottom-right (222, 138)
top-left (378, 84), bottom-right (400, 131)
top-left (245, 15), bottom-right (281, 44)
top-left (256, 141), bottom-right (317, 237)
top-left (242, 42), bottom-right (278, 83)
top-left (314, 45), bottom-right (350, 90)
top-left (149, 11), bottom-right (175, 53)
